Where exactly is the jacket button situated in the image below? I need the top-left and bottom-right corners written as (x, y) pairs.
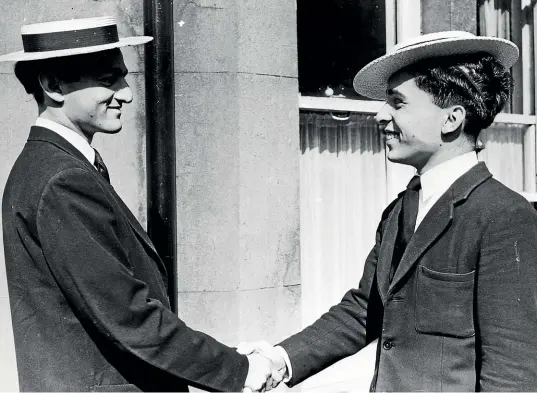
top-left (383, 340), bottom-right (393, 350)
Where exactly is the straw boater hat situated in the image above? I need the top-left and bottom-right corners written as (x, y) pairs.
top-left (0, 16), bottom-right (153, 62)
top-left (353, 31), bottom-right (519, 100)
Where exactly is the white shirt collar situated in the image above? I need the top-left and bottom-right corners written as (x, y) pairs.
top-left (420, 152), bottom-right (479, 201)
top-left (35, 117), bottom-right (95, 165)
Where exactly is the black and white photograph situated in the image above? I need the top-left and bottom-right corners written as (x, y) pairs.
top-left (1, 0), bottom-right (537, 392)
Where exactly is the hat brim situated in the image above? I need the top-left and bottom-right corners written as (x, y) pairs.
top-left (0, 36), bottom-right (153, 62)
top-left (353, 36), bottom-right (519, 100)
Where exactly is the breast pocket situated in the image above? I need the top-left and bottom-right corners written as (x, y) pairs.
top-left (415, 265), bottom-right (475, 338)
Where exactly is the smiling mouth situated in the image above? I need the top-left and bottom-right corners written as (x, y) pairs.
top-left (384, 130), bottom-right (401, 141)
top-left (108, 108), bottom-right (122, 116)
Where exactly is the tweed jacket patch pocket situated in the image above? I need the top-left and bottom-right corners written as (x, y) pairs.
top-left (415, 265), bottom-right (475, 338)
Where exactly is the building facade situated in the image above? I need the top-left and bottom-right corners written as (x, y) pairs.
top-left (1, 0), bottom-right (536, 391)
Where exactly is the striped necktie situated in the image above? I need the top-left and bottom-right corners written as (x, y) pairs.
top-left (93, 148), bottom-right (110, 183)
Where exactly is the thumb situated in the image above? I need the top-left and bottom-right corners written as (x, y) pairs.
top-left (237, 341), bottom-right (261, 355)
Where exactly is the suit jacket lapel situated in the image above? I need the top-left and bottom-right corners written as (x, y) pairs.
top-left (386, 162), bottom-right (493, 293)
top-left (389, 191), bottom-right (453, 291)
top-left (28, 126), bottom-right (164, 270)
top-left (107, 189), bottom-right (163, 265)
top-left (376, 197), bottom-right (402, 303)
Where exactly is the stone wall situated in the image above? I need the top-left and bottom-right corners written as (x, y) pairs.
top-left (173, 0), bottom-right (301, 359)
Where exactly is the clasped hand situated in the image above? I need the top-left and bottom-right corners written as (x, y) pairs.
top-left (238, 341), bottom-right (288, 392)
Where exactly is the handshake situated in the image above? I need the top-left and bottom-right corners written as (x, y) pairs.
top-left (238, 341), bottom-right (289, 392)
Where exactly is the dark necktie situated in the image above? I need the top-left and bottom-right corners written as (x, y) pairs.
top-left (390, 175), bottom-right (421, 282)
top-left (93, 149), bottom-right (110, 183)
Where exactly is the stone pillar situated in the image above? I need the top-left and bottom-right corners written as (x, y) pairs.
top-left (173, 0), bottom-right (301, 361)
top-left (421, 0), bottom-right (478, 34)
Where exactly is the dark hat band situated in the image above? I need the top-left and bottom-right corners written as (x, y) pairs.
top-left (22, 25), bottom-right (119, 53)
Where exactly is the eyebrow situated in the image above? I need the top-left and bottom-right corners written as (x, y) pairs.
top-left (386, 88), bottom-right (406, 99)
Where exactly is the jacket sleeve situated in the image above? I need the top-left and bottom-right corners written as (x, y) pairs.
top-left (36, 168), bottom-right (248, 392)
top-left (477, 203), bottom-right (537, 390)
top-left (278, 220), bottom-right (385, 387)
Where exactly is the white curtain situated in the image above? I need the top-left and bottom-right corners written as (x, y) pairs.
top-left (299, 111), bottom-right (385, 390)
top-left (300, 112), bottom-right (387, 324)
top-left (478, 123), bottom-right (527, 192)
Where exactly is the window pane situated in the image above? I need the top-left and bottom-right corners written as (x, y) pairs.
top-left (297, 0), bottom-right (386, 98)
top-left (477, 0), bottom-right (533, 114)
top-left (478, 122), bottom-right (526, 191)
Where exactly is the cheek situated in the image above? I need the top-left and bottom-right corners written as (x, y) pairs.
top-left (395, 114), bottom-right (440, 144)
top-left (392, 112), bottom-right (416, 135)
top-left (84, 90), bottom-right (115, 109)
top-left (94, 102), bottom-right (112, 117)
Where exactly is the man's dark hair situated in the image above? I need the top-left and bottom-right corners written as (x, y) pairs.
top-left (401, 52), bottom-right (513, 141)
top-left (14, 49), bottom-right (121, 104)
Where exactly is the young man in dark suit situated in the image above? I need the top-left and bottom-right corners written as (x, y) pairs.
top-left (1, 16), bottom-right (278, 392)
top-left (239, 31), bottom-right (537, 391)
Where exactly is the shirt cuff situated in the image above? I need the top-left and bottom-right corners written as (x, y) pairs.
top-left (274, 345), bottom-right (293, 383)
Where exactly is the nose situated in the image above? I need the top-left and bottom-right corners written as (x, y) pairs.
top-left (114, 78), bottom-right (133, 104)
top-left (375, 103), bottom-right (393, 131)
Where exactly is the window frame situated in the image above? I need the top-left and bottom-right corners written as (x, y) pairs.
top-left (298, 0), bottom-right (537, 201)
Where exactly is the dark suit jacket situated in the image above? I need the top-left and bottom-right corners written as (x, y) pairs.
top-left (280, 162), bottom-right (537, 391)
top-left (2, 127), bottom-right (248, 392)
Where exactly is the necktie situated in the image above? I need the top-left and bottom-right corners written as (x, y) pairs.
top-left (401, 175), bottom-right (421, 246)
top-left (93, 149), bottom-right (110, 183)
top-left (389, 175), bottom-right (421, 282)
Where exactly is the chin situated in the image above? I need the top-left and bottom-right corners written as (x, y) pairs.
top-left (386, 150), bottom-right (406, 164)
top-left (100, 123), bottom-right (123, 134)
top-left (386, 151), bottom-right (416, 167)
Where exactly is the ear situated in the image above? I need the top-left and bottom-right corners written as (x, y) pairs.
top-left (37, 73), bottom-right (65, 104)
top-left (441, 105), bottom-right (466, 136)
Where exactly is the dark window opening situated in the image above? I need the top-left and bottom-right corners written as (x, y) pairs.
top-left (297, 0), bottom-right (387, 99)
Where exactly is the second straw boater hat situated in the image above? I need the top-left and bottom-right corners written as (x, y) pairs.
top-left (0, 16), bottom-right (153, 62)
top-left (353, 31), bottom-right (519, 100)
